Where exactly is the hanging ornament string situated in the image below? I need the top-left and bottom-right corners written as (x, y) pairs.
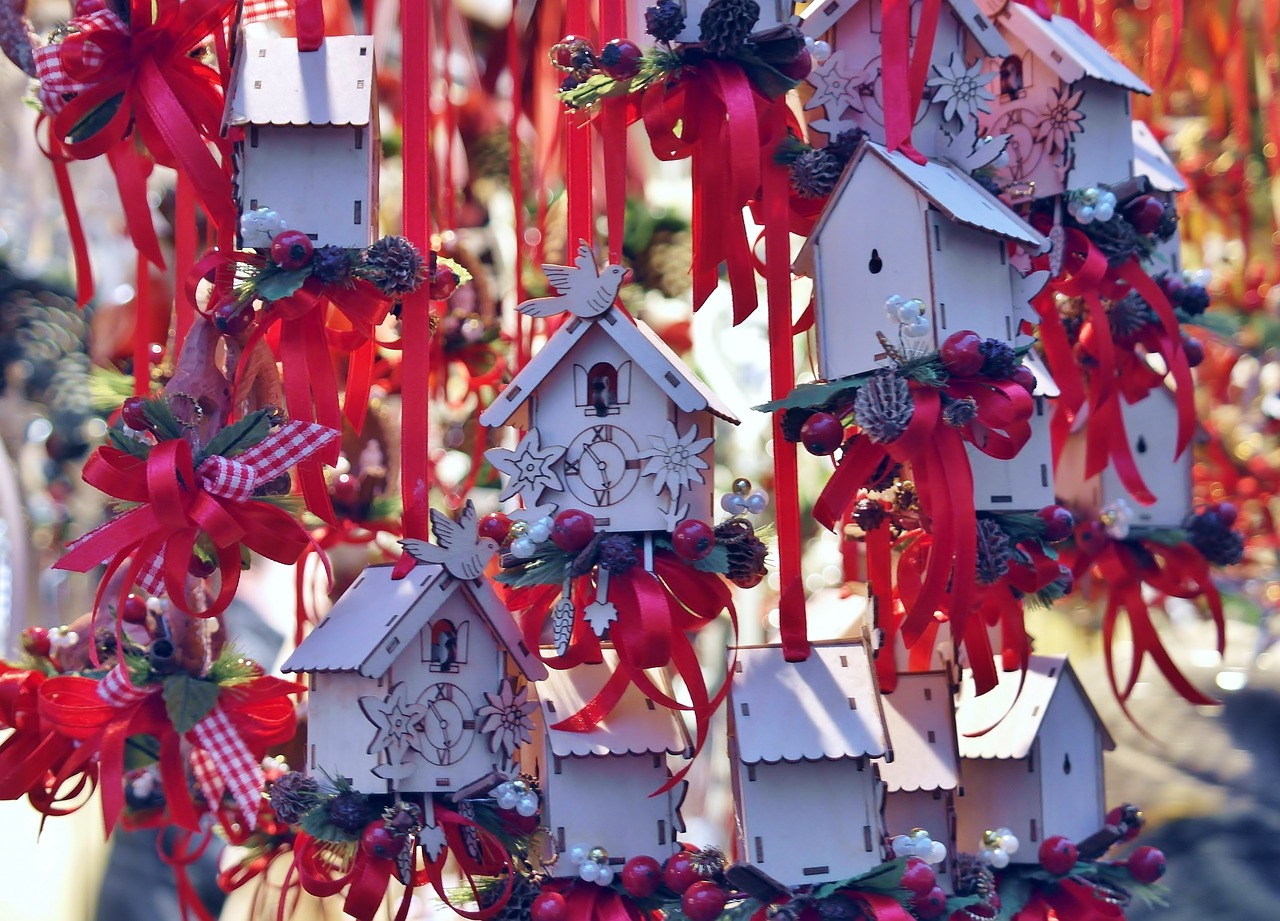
top-left (565, 0), bottom-right (595, 253)
top-left (598, 0), bottom-right (627, 265)
top-left (879, 0), bottom-right (943, 165)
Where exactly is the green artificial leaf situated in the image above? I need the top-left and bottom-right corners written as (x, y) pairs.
top-left (162, 674), bottom-right (221, 735)
top-left (143, 398), bottom-right (187, 443)
top-left (1182, 309), bottom-right (1239, 339)
top-left (1141, 528), bottom-right (1187, 546)
top-left (495, 550), bottom-right (573, 588)
top-left (299, 801), bottom-right (363, 844)
top-left (67, 94), bottom-right (125, 144)
top-left (108, 428), bottom-right (152, 460)
top-left (200, 409), bottom-right (272, 462)
top-left (254, 267), bottom-right (312, 302)
top-left (995, 874), bottom-right (1034, 920)
top-left (124, 734), bottom-right (162, 770)
top-left (755, 378), bottom-right (862, 413)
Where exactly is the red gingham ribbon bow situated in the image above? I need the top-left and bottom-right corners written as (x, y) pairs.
top-left (32, 2), bottom-right (120, 117)
top-left (56, 421), bottom-right (338, 617)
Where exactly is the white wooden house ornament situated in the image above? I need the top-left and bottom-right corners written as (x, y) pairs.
top-left (522, 652), bottom-right (690, 875)
top-left (953, 654), bottom-right (1115, 858)
top-left (968, 3), bottom-right (1151, 200)
top-left (876, 671), bottom-right (961, 883)
top-left (1054, 384), bottom-right (1194, 530)
top-left (1132, 120), bottom-right (1187, 278)
top-left (281, 563), bottom-right (548, 796)
top-left (792, 140), bottom-right (1046, 382)
top-left (479, 304), bottom-right (739, 532)
top-left (966, 353), bottom-right (1057, 512)
top-left (799, 0), bottom-right (1010, 157)
top-left (224, 33), bottom-right (378, 249)
top-left (728, 639), bottom-right (892, 887)
top-left (673, 0), bottom-right (798, 46)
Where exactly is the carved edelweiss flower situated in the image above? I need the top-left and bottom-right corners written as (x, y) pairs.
top-left (925, 52), bottom-right (996, 125)
top-left (476, 678), bottom-right (539, 758)
top-left (638, 421), bottom-right (713, 499)
top-left (1034, 86), bottom-right (1086, 154)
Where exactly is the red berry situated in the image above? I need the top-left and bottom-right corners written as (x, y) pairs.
top-left (270, 229), bottom-right (314, 271)
top-left (531, 891), bottom-right (568, 921)
top-left (1075, 519), bottom-right (1109, 551)
top-left (1216, 502), bottom-right (1238, 527)
top-left (360, 823), bottom-right (401, 859)
top-left (621, 855), bottom-right (663, 898)
top-left (213, 297), bottom-right (255, 336)
top-left (1125, 195), bottom-right (1165, 235)
top-left (682, 881), bottom-right (728, 921)
top-left (121, 396), bottom-right (151, 431)
top-left (672, 519), bottom-right (716, 561)
top-left (551, 509), bottom-right (597, 552)
top-left (800, 412), bottom-right (845, 455)
top-left (1127, 846), bottom-right (1166, 884)
top-left (189, 553), bottom-right (217, 579)
top-left (428, 267), bottom-right (460, 300)
top-left (21, 626), bottom-right (51, 658)
top-left (939, 330), bottom-right (985, 377)
top-left (600, 38), bottom-right (643, 79)
top-left (900, 857), bottom-right (937, 896)
top-left (1182, 335), bottom-right (1205, 368)
top-left (331, 472), bottom-right (360, 509)
top-left (148, 342), bottom-right (166, 364)
top-left (663, 851), bottom-right (700, 894)
top-left (552, 35), bottom-right (590, 69)
top-left (121, 593), bottom-right (149, 625)
top-left (1105, 806), bottom-right (1144, 842)
top-left (777, 47), bottom-right (813, 81)
top-left (479, 512), bottom-right (513, 544)
top-left (1011, 366), bottom-right (1037, 394)
top-left (1038, 836), bottom-right (1079, 876)
top-left (912, 886), bottom-right (948, 920)
top-left (1158, 274), bottom-right (1185, 301)
top-left (1037, 505), bottom-right (1075, 543)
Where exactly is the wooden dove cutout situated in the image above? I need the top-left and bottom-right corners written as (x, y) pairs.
top-left (1010, 267), bottom-right (1051, 340)
top-left (400, 500), bottom-right (498, 580)
top-left (517, 240), bottom-right (628, 319)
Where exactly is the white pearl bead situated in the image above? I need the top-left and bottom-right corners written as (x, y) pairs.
top-left (929, 841), bottom-right (948, 864)
top-left (997, 832), bottom-right (1019, 854)
top-left (515, 794), bottom-right (539, 817)
top-left (812, 40), bottom-right (831, 62)
top-left (1094, 202), bottom-right (1114, 222)
top-left (568, 844), bottom-right (589, 866)
top-left (1076, 204), bottom-right (1096, 223)
top-left (745, 490), bottom-right (769, 514)
top-left (989, 848), bottom-right (1011, 869)
top-left (511, 536), bottom-right (537, 558)
top-left (890, 835), bottom-right (911, 855)
top-left (721, 493), bottom-right (747, 514)
top-left (1080, 188), bottom-right (1099, 206)
top-left (595, 865), bottom-right (615, 886)
top-left (496, 791), bottom-right (518, 810)
top-left (901, 315), bottom-right (931, 337)
top-left (896, 298), bottom-right (926, 322)
top-left (528, 524), bottom-right (551, 543)
top-left (578, 861), bottom-right (600, 882)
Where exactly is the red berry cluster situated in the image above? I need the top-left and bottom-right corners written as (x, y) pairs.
top-left (939, 329), bottom-right (1034, 391)
top-left (550, 35), bottom-right (645, 91)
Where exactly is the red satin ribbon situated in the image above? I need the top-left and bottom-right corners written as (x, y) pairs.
top-left (1013, 879), bottom-right (1126, 921)
top-left (0, 665), bottom-right (86, 815)
top-left (879, 0), bottom-right (942, 164)
top-left (539, 877), bottom-right (653, 921)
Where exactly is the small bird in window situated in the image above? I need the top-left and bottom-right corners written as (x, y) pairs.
top-left (400, 500), bottom-right (498, 580)
top-left (517, 240), bottom-right (629, 319)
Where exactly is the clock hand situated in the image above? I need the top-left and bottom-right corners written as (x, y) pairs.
top-left (581, 442), bottom-right (609, 475)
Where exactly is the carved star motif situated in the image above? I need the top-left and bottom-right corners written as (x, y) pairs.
top-left (805, 51), bottom-right (875, 117)
top-left (485, 429), bottom-right (567, 505)
top-left (359, 682), bottom-right (430, 757)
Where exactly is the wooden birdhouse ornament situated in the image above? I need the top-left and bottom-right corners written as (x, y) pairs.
top-left (969, 3), bottom-right (1151, 200)
top-left (480, 242), bottom-right (739, 532)
top-left (1054, 385), bottom-right (1194, 531)
top-left (799, 0), bottom-right (1010, 156)
top-left (965, 354), bottom-right (1057, 512)
top-left (728, 639), bottom-right (892, 886)
top-left (792, 141), bottom-right (1046, 382)
top-left (522, 651), bottom-right (690, 876)
top-left (953, 655), bottom-right (1114, 858)
top-left (876, 671), bottom-right (961, 884)
top-left (281, 552), bottom-right (548, 796)
top-left (224, 32), bottom-right (378, 248)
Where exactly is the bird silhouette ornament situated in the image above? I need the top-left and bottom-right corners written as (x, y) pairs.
top-left (398, 500), bottom-right (498, 580)
top-left (517, 240), bottom-right (628, 319)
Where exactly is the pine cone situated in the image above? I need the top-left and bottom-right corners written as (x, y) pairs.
top-left (790, 148), bottom-right (844, 199)
top-left (479, 874), bottom-right (539, 921)
top-left (977, 338), bottom-right (1018, 379)
top-left (781, 407), bottom-right (817, 443)
top-left (943, 396), bottom-right (978, 427)
top-left (716, 517), bottom-right (768, 586)
top-left (1184, 510), bottom-right (1245, 566)
top-left (268, 772), bottom-right (321, 825)
top-left (359, 236), bottom-right (427, 297)
top-left (312, 245), bottom-right (353, 286)
top-left (827, 128), bottom-right (868, 164)
top-left (975, 518), bottom-right (1013, 585)
top-left (598, 534), bottom-right (639, 574)
top-left (698, 0), bottom-right (760, 56)
top-left (1108, 292), bottom-right (1157, 340)
top-left (327, 790), bottom-right (374, 832)
top-left (1155, 204), bottom-right (1179, 243)
top-left (816, 894), bottom-right (861, 921)
top-left (1177, 282), bottom-right (1210, 316)
top-left (645, 0), bottom-right (686, 42)
top-left (852, 498), bottom-right (888, 531)
top-left (953, 853), bottom-right (996, 899)
top-left (854, 370), bottom-right (913, 444)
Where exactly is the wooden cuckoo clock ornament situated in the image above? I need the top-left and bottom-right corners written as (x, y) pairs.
top-left (953, 655), bottom-right (1115, 858)
top-left (968, 3), bottom-right (1151, 200)
top-left (281, 561), bottom-right (547, 795)
top-left (224, 32), bottom-right (379, 249)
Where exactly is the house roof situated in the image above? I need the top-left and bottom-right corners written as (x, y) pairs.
top-left (226, 33), bottom-right (374, 128)
top-left (729, 640), bottom-right (891, 764)
top-left (995, 6), bottom-right (1151, 95)
top-left (478, 306), bottom-right (739, 429)
top-left (535, 650), bottom-right (690, 758)
top-left (1132, 120), bottom-right (1187, 194)
top-left (795, 141), bottom-right (1046, 274)
top-left (281, 563), bottom-right (547, 681)
top-left (877, 671), bottom-right (960, 793)
top-left (1024, 351), bottom-right (1060, 398)
top-left (799, 0), bottom-right (1010, 57)
top-left (955, 654), bottom-right (1115, 760)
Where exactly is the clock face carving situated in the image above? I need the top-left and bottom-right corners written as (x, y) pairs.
top-left (418, 682), bottom-right (475, 766)
top-left (563, 424), bottom-right (641, 508)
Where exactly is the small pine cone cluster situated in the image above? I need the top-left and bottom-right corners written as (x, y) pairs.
top-left (360, 236), bottom-right (427, 297)
top-left (268, 772), bottom-right (320, 825)
top-left (854, 370), bottom-right (913, 443)
top-left (327, 790), bottom-right (374, 832)
top-left (852, 498), bottom-right (888, 532)
top-left (1175, 282), bottom-right (1211, 316)
top-left (598, 534), bottom-right (640, 574)
top-left (1108, 292), bottom-right (1158, 341)
top-left (645, 0), bottom-right (686, 42)
top-left (715, 518), bottom-right (768, 587)
top-left (1155, 204), bottom-right (1179, 242)
top-left (978, 338), bottom-right (1019, 379)
top-left (816, 894), bottom-right (861, 921)
top-left (790, 148), bottom-right (845, 199)
top-left (312, 245), bottom-right (353, 286)
top-left (953, 852), bottom-right (997, 899)
top-left (1184, 509), bottom-right (1245, 567)
top-left (698, 0), bottom-right (760, 56)
top-left (975, 518), bottom-right (1014, 585)
top-left (943, 396), bottom-right (978, 428)
top-left (479, 874), bottom-right (539, 921)
top-left (827, 128), bottom-right (868, 163)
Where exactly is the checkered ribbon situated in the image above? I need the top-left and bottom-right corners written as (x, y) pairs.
top-left (95, 666), bottom-right (266, 829)
top-left (31, 4), bottom-right (120, 116)
top-left (241, 0), bottom-right (294, 23)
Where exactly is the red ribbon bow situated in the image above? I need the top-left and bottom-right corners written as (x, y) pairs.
top-left (0, 665), bottom-right (87, 814)
top-left (54, 420), bottom-right (338, 617)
